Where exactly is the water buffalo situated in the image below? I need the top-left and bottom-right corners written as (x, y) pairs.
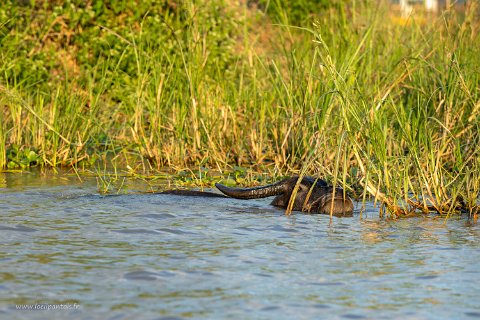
top-left (215, 176), bottom-right (354, 215)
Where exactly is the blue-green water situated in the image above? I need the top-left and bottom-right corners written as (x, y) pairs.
top-left (1, 171), bottom-right (479, 319)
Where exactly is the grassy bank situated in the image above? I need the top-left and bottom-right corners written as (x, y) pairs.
top-left (1, 0), bottom-right (479, 217)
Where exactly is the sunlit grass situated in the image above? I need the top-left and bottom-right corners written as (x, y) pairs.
top-left (1, 0), bottom-right (478, 217)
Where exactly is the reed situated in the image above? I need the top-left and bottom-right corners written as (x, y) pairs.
top-left (1, 0), bottom-right (478, 216)
top-left (304, 1), bottom-right (480, 216)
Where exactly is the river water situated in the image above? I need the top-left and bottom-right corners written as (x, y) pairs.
top-left (1, 170), bottom-right (479, 319)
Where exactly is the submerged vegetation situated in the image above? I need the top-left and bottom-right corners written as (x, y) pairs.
top-left (1, 0), bottom-right (479, 217)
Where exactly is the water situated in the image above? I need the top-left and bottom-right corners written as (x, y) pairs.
top-left (1, 170), bottom-right (479, 320)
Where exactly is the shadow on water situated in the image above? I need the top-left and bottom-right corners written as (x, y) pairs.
top-left (1, 170), bottom-right (480, 319)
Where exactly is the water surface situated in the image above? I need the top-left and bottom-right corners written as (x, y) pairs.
top-left (1, 171), bottom-right (479, 319)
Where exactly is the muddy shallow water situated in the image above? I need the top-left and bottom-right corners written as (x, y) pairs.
top-left (1, 171), bottom-right (479, 319)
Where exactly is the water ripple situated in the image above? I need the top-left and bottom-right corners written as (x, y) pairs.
top-left (0, 224), bottom-right (37, 232)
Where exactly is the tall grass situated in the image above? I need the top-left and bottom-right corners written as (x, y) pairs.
top-left (1, 0), bottom-right (478, 216)
top-left (304, 2), bottom-right (480, 216)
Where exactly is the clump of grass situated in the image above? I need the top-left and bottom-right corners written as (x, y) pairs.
top-left (299, 1), bottom-right (480, 217)
top-left (0, 0), bottom-right (478, 217)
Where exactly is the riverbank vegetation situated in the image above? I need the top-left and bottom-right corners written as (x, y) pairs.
top-left (1, 0), bottom-right (479, 217)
